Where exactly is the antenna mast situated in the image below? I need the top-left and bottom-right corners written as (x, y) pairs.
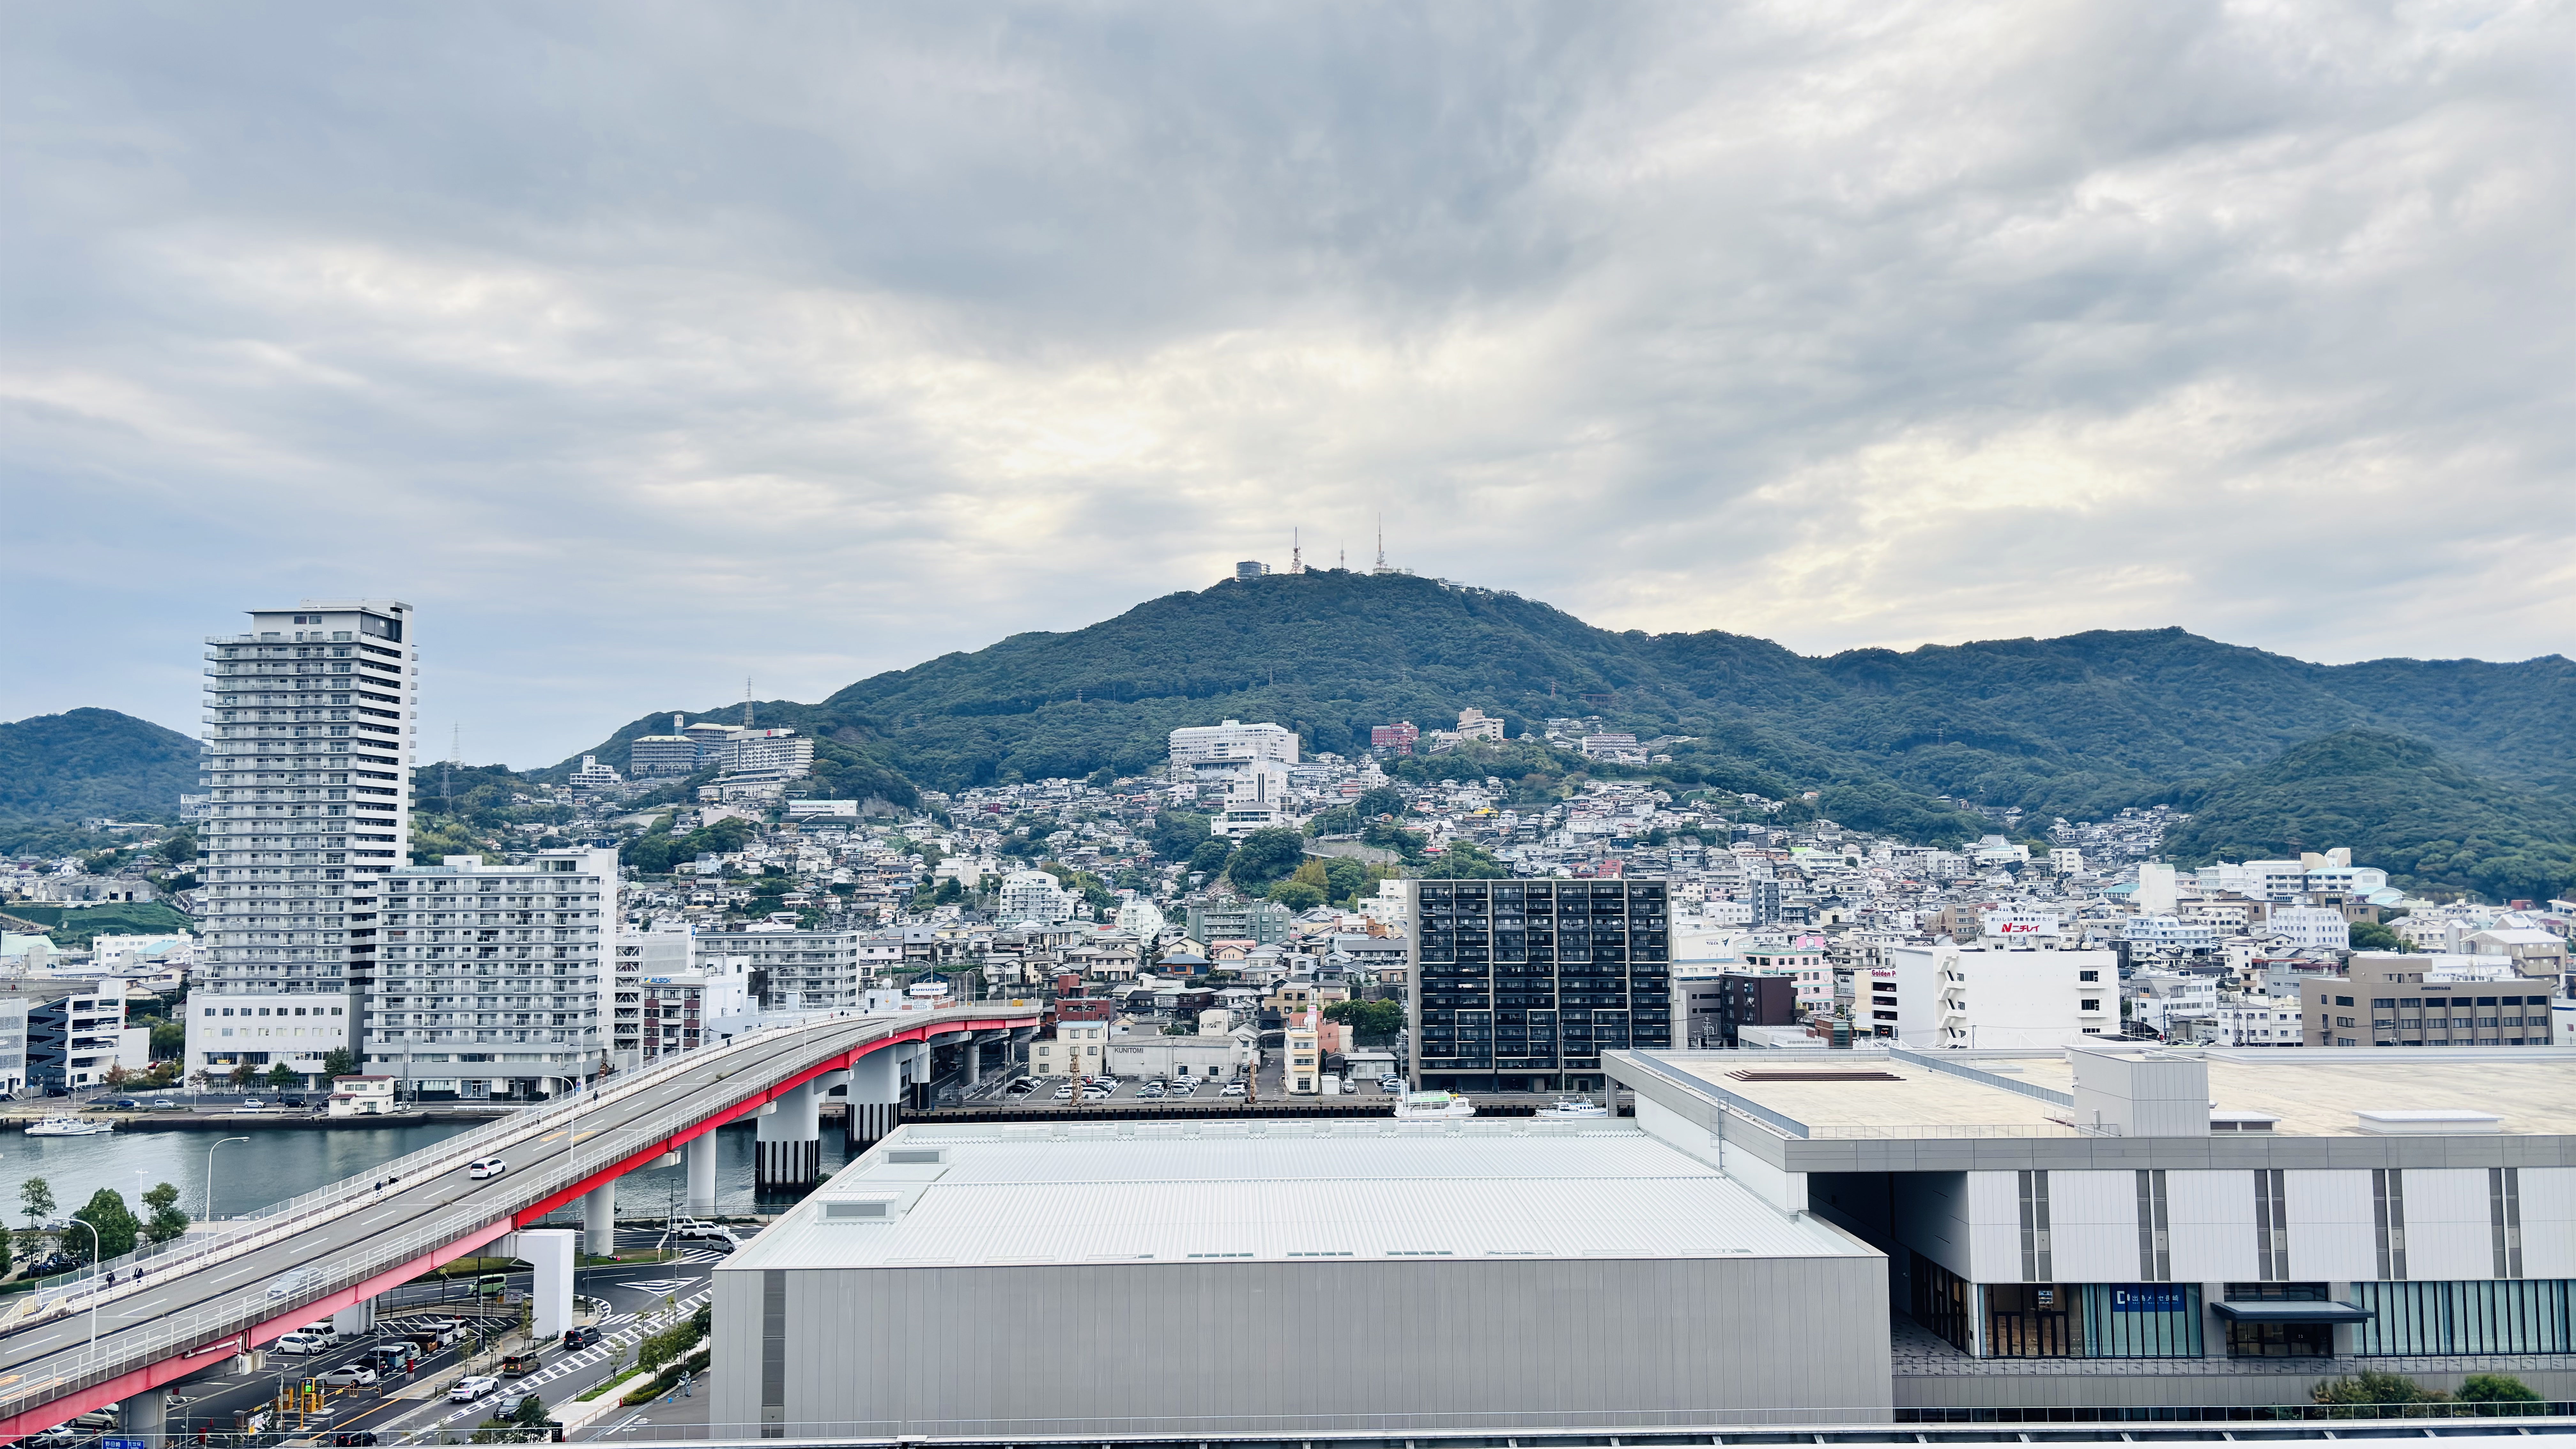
top-left (1291, 528), bottom-right (1302, 574)
top-left (1375, 514), bottom-right (1385, 572)
top-left (743, 676), bottom-right (753, 730)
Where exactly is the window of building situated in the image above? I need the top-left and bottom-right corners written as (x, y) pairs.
top-left (2352, 1279), bottom-right (2571, 1356)
top-left (2253, 1169), bottom-right (2291, 1280)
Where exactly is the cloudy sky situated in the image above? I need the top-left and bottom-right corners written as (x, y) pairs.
top-left (5, 1), bottom-right (2568, 767)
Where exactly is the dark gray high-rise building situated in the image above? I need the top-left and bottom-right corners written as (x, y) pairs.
top-left (1407, 878), bottom-right (1671, 1093)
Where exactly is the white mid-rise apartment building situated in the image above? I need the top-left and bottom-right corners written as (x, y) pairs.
top-left (713, 927), bottom-right (867, 1012)
top-left (613, 928), bottom-right (693, 1062)
top-left (2209, 993), bottom-right (2303, 1046)
top-left (998, 869), bottom-right (1076, 925)
top-left (195, 600), bottom-right (417, 1050)
top-left (1212, 758), bottom-right (1294, 837)
top-left (1168, 719), bottom-right (1299, 771)
top-left (2265, 904), bottom-right (2350, 952)
top-left (185, 994), bottom-right (351, 1081)
top-left (372, 848), bottom-right (618, 1100)
top-left (1893, 942), bottom-right (2119, 1049)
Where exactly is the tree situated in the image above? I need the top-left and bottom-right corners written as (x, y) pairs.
top-left (1361, 817), bottom-right (1427, 862)
top-left (69, 1188), bottom-right (141, 1263)
top-left (1321, 856), bottom-right (1371, 903)
top-left (157, 831), bottom-right (197, 867)
top-left (2458, 1374), bottom-right (2542, 1410)
top-left (2348, 920), bottom-right (2413, 953)
top-left (19, 1177), bottom-right (55, 1239)
top-left (1186, 839), bottom-right (1234, 876)
top-left (102, 1063), bottom-right (131, 1088)
top-left (265, 1062), bottom-right (300, 1092)
top-left (1353, 786), bottom-right (1407, 821)
top-left (148, 1020), bottom-right (185, 1060)
top-left (1304, 805), bottom-right (1359, 837)
top-left (320, 1047), bottom-right (358, 1078)
top-left (1149, 810), bottom-right (1213, 863)
top-left (1225, 828), bottom-right (1307, 892)
top-left (141, 1182), bottom-right (189, 1245)
top-left (1266, 880), bottom-right (1325, 911)
top-left (1323, 999), bottom-right (1405, 1046)
top-left (2312, 1370), bottom-right (2442, 1410)
top-left (1433, 840), bottom-right (1511, 879)
top-left (228, 1062), bottom-right (255, 1089)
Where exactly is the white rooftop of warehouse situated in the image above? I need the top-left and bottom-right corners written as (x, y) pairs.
top-left (728, 1121), bottom-right (1873, 1270)
top-left (1623, 1046), bottom-right (2576, 1138)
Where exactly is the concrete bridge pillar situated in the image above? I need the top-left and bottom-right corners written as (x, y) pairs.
top-left (685, 1131), bottom-right (719, 1216)
top-left (116, 1387), bottom-right (166, 1443)
top-left (583, 1179), bottom-right (616, 1257)
top-left (903, 1039), bottom-right (938, 1108)
top-left (848, 1047), bottom-right (901, 1152)
top-left (518, 1228), bottom-right (578, 1340)
top-left (331, 1298), bottom-right (376, 1338)
top-left (755, 1080), bottom-right (820, 1189)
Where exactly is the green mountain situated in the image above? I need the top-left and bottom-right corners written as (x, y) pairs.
top-left (2159, 732), bottom-right (2576, 905)
top-left (0, 708), bottom-right (201, 851)
top-left (554, 571), bottom-right (2576, 885)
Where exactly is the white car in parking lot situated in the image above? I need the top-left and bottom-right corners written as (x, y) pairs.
top-left (1220, 1082), bottom-right (1247, 1097)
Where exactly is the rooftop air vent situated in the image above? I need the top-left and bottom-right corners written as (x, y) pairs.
top-left (2356, 1109), bottom-right (2502, 1135)
top-left (1726, 1070), bottom-right (1904, 1083)
top-left (823, 1199), bottom-right (894, 1221)
top-left (885, 1148), bottom-right (946, 1165)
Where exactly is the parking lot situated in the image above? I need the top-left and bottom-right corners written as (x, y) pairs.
top-left (60, 1226), bottom-right (727, 1447)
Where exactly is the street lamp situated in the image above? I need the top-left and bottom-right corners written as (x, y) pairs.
top-left (58, 1217), bottom-right (100, 1348)
top-left (205, 1135), bottom-right (250, 1220)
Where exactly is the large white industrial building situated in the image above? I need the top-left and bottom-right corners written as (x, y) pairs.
top-left (717, 1121), bottom-right (1891, 1437)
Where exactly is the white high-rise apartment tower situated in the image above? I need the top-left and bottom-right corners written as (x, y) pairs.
top-left (196, 601), bottom-right (417, 1040)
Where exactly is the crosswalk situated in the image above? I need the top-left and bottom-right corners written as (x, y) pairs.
top-left (423, 1283), bottom-right (713, 1426)
top-left (613, 1278), bottom-right (694, 1296)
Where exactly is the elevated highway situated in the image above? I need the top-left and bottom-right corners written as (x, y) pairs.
top-left (0, 1002), bottom-right (1038, 1440)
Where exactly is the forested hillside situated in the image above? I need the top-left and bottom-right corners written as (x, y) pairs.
top-left (19, 575), bottom-right (2566, 896)
top-left (557, 571), bottom-right (2576, 845)
top-left (2159, 732), bottom-right (2576, 904)
top-left (0, 708), bottom-right (201, 853)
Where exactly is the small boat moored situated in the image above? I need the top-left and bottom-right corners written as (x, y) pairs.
top-left (23, 1116), bottom-right (115, 1137)
top-left (1393, 1091), bottom-right (1477, 1121)
top-left (1535, 1095), bottom-right (1610, 1119)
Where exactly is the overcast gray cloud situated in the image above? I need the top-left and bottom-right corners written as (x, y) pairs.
top-left (4, 0), bottom-right (2567, 766)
